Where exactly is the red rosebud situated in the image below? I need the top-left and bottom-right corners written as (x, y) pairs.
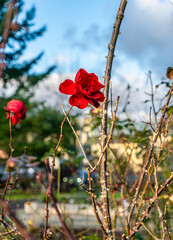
top-left (59, 69), bottom-right (105, 109)
top-left (4, 100), bottom-right (26, 125)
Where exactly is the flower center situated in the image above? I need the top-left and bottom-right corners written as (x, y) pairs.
top-left (82, 84), bottom-right (94, 93)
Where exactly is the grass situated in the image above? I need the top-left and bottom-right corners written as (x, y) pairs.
top-left (4, 188), bottom-right (90, 203)
top-left (5, 188), bottom-right (41, 201)
top-left (4, 187), bottom-right (121, 204)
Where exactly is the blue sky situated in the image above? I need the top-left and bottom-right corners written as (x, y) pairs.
top-left (21, 0), bottom-right (173, 119)
top-left (23, 0), bottom-right (173, 77)
top-left (23, 0), bottom-right (119, 75)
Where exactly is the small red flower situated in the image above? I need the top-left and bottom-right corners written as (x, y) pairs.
top-left (4, 100), bottom-right (26, 125)
top-left (59, 69), bottom-right (105, 109)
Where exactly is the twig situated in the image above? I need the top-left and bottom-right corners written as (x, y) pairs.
top-left (149, 106), bottom-right (156, 132)
top-left (62, 105), bottom-right (93, 169)
top-left (8, 165), bottom-right (21, 203)
top-left (43, 192), bottom-right (49, 240)
top-left (51, 105), bottom-right (73, 174)
top-left (141, 222), bottom-right (160, 240)
top-left (86, 168), bottom-right (108, 237)
top-left (129, 173), bottom-right (173, 238)
top-left (122, 234), bottom-right (128, 240)
top-left (147, 71), bottom-right (157, 123)
top-left (121, 185), bottom-right (130, 237)
top-left (45, 105), bottom-right (72, 237)
top-left (127, 82), bottom-right (173, 225)
top-left (43, 159), bottom-right (51, 239)
top-left (9, 118), bottom-right (14, 157)
top-left (91, 96), bottom-right (120, 173)
top-left (0, 230), bottom-right (16, 237)
top-left (0, 198), bottom-right (35, 240)
top-left (1, 172), bottom-right (10, 219)
top-left (132, 129), bottom-right (170, 230)
top-left (0, 219), bottom-right (25, 239)
top-left (44, 158), bottom-right (75, 240)
top-left (154, 160), bottom-right (171, 240)
top-left (101, 1), bottom-right (128, 238)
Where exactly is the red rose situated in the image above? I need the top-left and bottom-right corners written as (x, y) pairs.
top-left (59, 68), bottom-right (105, 109)
top-left (4, 100), bottom-right (26, 125)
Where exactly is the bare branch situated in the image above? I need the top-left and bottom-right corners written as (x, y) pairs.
top-left (128, 82), bottom-right (173, 225)
top-left (130, 173), bottom-right (173, 238)
top-left (0, 199), bottom-right (35, 240)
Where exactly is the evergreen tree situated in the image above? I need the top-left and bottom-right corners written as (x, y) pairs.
top-left (0, 0), bottom-right (54, 96)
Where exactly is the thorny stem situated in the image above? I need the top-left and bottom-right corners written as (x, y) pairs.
top-left (127, 82), bottom-right (173, 226)
top-left (43, 159), bottom-right (50, 239)
top-left (1, 172), bottom-right (10, 219)
top-left (47, 105), bottom-right (73, 237)
top-left (0, 198), bottom-right (35, 240)
top-left (101, 1), bottom-right (128, 238)
top-left (129, 173), bottom-right (173, 238)
top-left (48, 177), bottom-right (75, 240)
top-left (91, 96), bottom-right (120, 174)
top-left (86, 168), bottom-right (108, 237)
top-left (51, 105), bottom-right (73, 174)
top-left (44, 159), bottom-right (75, 240)
top-left (57, 161), bottom-right (61, 203)
top-left (9, 118), bottom-right (14, 157)
top-left (43, 192), bottom-right (49, 240)
top-left (43, 105), bottom-right (72, 238)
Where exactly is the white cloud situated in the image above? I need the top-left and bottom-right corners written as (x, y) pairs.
top-left (34, 72), bottom-right (75, 108)
top-left (55, 54), bottom-right (70, 65)
top-left (119, 0), bottom-right (173, 74)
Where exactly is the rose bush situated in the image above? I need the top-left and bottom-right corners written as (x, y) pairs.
top-left (59, 68), bottom-right (105, 109)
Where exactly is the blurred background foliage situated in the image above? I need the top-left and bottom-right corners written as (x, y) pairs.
top-left (0, 0), bottom-right (77, 159)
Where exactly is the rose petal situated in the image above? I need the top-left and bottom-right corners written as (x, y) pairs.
top-left (75, 69), bottom-right (88, 83)
top-left (20, 112), bottom-right (26, 120)
top-left (59, 80), bottom-right (76, 95)
top-left (88, 99), bottom-right (100, 108)
top-left (88, 77), bottom-right (104, 92)
top-left (6, 113), bottom-right (10, 119)
top-left (11, 116), bottom-right (19, 125)
top-left (15, 112), bottom-right (25, 120)
top-left (69, 95), bottom-right (88, 109)
top-left (88, 91), bottom-right (105, 101)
